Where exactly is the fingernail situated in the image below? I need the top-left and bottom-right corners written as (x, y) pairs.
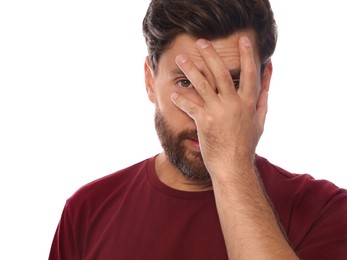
top-left (176, 54), bottom-right (188, 64)
top-left (241, 36), bottom-right (251, 46)
top-left (197, 39), bottom-right (210, 49)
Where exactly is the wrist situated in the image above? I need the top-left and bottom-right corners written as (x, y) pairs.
top-left (208, 158), bottom-right (257, 190)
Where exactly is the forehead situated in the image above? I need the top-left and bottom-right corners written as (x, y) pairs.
top-left (158, 30), bottom-right (259, 71)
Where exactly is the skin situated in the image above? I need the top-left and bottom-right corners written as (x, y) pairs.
top-left (145, 30), bottom-right (299, 259)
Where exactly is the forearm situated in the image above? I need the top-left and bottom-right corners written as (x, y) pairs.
top-left (211, 159), bottom-right (299, 260)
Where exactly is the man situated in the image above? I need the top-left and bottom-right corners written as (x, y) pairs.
top-left (49, 0), bottom-right (347, 259)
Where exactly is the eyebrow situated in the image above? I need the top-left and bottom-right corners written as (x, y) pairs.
top-left (169, 68), bottom-right (186, 76)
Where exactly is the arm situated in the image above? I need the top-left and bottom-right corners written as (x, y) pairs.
top-left (49, 204), bottom-right (79, 260)
top-left (171, 36), bottom-right (299, 259)
top-left (212, 159), bottom-right (297, 259)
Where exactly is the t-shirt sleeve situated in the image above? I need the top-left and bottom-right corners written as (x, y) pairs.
top-left (49, 203), bottom-right (79, 260)
top-left (297, 189), bottom-right (347, 259)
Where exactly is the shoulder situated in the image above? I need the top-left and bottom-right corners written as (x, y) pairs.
top-left (256, 155), bottom-right (347, 256)
top-left (255, 155), bottom-right (344, 199)
top-left (65, 157), bottom-right (152, 211)
top-left (255, 154), bottom-right (347, 228)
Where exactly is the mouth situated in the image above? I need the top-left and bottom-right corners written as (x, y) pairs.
top-left (186, 138), bottom-right (200, 152)
top-left (188, 136), bottom-right (199, 142)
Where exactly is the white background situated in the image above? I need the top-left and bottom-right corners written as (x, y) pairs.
top-left (1, 0), bottom-right (346, 259)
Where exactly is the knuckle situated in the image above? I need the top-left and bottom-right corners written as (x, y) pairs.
top-left (177, 98), bottom-right (199, 116)
top-left (244, 98), bottom-right (257, 110)
top-left (187, 104), bottom-right (199, 115)
top-left (204, 114), bottom-right (214, 124)
top-left (196, 80), bottom-right (210, 92)
top-left (216, 69), bottom-right (232, 83)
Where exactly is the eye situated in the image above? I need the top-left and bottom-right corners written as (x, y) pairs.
top-left (178, 79), bottom-right (193, 88)
top-left (233, 79), bottom-right (240, 91)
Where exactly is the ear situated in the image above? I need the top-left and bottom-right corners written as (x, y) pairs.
top-left (144, 56), bottom-right (156, 103)
top-left (261, 60), bottom-right (273, 92)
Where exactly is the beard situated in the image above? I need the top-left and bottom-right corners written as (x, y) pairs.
top-left (154, 108), bottom-right (211, 184)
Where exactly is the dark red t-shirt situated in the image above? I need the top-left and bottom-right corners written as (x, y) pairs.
top-left (49, 155), bottom-right (347, 259)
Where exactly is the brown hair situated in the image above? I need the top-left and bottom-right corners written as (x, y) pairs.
top-left (143, 0), bottom-right (277, 72)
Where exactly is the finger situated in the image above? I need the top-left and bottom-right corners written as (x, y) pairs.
top-left (170, 91), bottom-right (202, 121)
top-left (196, 39), bottom-right (235, 96)
top-left (175, 54), bottom-right (217, 105)
top-left (256, 88), bottom-right (269, 132)
top-left (238, 36), bottom-right (258, 101)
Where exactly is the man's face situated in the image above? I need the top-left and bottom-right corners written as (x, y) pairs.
top-left (145, 31), bottom-right (264, 183)
top-left (154, 106), bottom-right (211, 183)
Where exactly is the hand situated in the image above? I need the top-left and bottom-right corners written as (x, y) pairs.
top-left (171, 36), bottom-right (268, 178)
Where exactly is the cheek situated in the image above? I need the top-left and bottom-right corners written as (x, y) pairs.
top-left (154, 88), bottom-right (177, 114)
top-left (155, 90), bottom-right (197, 126)
top-left (153, 79), bottom-right (202, 123)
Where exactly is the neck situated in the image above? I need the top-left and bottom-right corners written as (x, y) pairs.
top-left (154, 152), bottom-right (213, 192)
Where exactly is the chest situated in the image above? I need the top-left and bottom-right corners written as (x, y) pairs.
top-left (81, 190), bottom-right (228, 260)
